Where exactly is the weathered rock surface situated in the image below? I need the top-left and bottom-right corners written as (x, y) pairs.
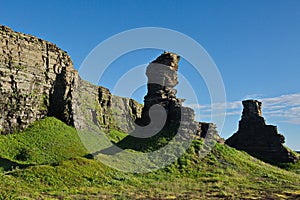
top-left (0, 25), bottom-right (142, 134)
top-left (198, 122), bottom-right (224, 143)
top-left (137, 52), bottom-right (183, 126)
top-left (97, 52), bottom-right (222, 156)
top-left (136, 52), bottom-right (221, 141)
top-left (72, 78), bottom-right (142, 134)
top-left (0, 25), bottom-right (77, 133)
top-left (226, 100), bottom-right (298, 163)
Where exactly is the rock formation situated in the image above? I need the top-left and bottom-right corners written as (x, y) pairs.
top-left (137, 52), bottom-right (183, 126)
top-left (72, 78), bottom-right (142, 133)
top-left (0, 25), bottom-right (142, 134)
top-left (94, 51), bottom-right (221, 156)
top-left (226, 100), bottom-right (298, 163)
top-left (0, 25), bottom-right (221, 149)
top-left (0, 25), bottom-right (76, 133)
top-left (135, 52), bottom-right (220, 142)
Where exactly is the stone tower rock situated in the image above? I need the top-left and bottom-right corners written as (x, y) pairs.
top-left (136, 51), bottom-right (182, 126)
top-left (135, 51), bottom-right (221, 142)
top-left (226, 100), bottom-right (298, 163)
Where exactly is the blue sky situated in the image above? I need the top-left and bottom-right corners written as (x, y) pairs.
top-left (1, 0), bottom-right (299, 150)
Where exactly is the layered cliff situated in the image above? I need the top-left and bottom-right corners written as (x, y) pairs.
top-left (0, 25), bottom-right (142, 134)
top-left (72, 78), bottom-right (142, 133)
top-left (0, 25), bottom-right (75, 133)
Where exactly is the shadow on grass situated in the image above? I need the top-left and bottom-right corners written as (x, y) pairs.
top-left (0, 157), bottom-right (32, 171)
top-left (94, 125), bottom-right (179, 156)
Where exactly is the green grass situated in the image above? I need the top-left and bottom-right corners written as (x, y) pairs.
top-left (108, 129), bottom-right (128, 143)
top-left (0, 117), bottom-right (300, 199)
top-left (280, 159), bottom-right (300, 174)
top-left (0, 117), bottom-right (87, 166)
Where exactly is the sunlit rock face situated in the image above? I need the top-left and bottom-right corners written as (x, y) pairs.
top-left (226, 100), bottom-right (299, 163)
top-left (0, 25), bottom-right (77, 133)
top-left (0, 25), bottom-right (142, 134)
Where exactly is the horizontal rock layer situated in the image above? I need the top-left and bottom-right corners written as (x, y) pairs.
top-left (0, 25), bottom-right (142, 134)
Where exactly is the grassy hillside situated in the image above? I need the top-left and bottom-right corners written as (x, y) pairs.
top-left (0, 117), bottom-right (300, 199)
top-left (0, 117), bottom-right (87, 168)
top-left (280, 159), bottom-right (300, 175)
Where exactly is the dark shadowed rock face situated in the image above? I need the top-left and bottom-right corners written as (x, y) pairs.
top-left (226, 100), bottom-right (298, 163)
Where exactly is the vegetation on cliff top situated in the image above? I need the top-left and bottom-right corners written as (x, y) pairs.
top-left (0, 117), bottom-right (300, 199)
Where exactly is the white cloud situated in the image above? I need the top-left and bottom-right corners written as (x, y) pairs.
top-left (187, 93), bottom-right (300, 125)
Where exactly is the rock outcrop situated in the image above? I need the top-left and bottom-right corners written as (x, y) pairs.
top-left (135, 52), bottom-right (220, 142)
top-left (226, 100), bottom-right (298, 163)
top-left (0, 25), bottom-right (142, 134)
top-left (137, 52), bottom-right (183, 126)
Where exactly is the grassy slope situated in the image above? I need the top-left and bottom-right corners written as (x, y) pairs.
top-left (0, 117), bottom-right (87, 166)
top-left (0, 117), bottom-right (300, 199)
top-left (280, 159), bottom-right (300, 175)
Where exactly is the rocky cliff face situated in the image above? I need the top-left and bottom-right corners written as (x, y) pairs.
top-left (0, 25), bottom-right (77, 133)
top-left (0, 25), bottom-right (142, 134)
top-left (226, 100), bottom-right (298, 163)
top-left (72, 78), bottom-right (142, 134)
